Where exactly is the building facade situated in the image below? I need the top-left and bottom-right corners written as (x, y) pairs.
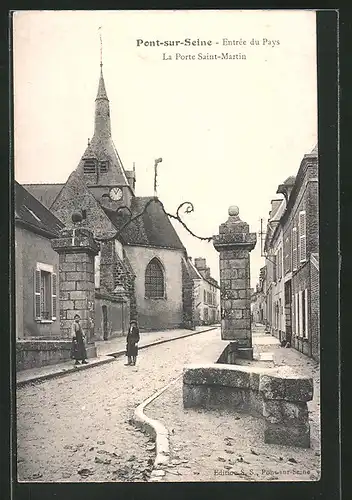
top-left (254, 145), bottom-right (319, 361)
top-left (187, 257), bottom-right (220, 326)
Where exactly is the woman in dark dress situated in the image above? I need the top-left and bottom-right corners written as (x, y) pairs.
top-left (71, 314), bottom-right (88, 365)
top-left (125, 320), bottom-right (140, 366)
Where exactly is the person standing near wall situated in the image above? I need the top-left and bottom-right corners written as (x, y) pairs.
top-left (71, 314), bottom-right (88, 366)
top-left (125, 320), bottom-right (140, 366)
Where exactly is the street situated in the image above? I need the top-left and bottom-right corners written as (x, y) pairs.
top-left (17, 328), bottom-right (223, 482)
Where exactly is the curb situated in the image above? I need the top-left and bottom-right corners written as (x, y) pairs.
top-left (16, 356), bottom-right (116, 388)
top-left (132, 374), bottom-right (182, 482)
top-left (16, 326), bottom-right (218, 387)
top-left (109, 326), bottom-right (218, 357)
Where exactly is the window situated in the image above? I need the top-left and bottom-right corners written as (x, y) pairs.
top-left (145, 258), bottom-right (165, 298)
top-left (35, 263), bottom-right (57, 321)
top-left (294, 293), bottom-right (299, 335)
top-left (100, 161), bottom-right (108, 173)
top-left (204, 290), bottom-right (207, 303)
top-left (299, 211), bottom-right (307, 262)
top-left (303, 289), bottom-right (308, 338)
top-left (83, 160), bottom-right (96, 174)
top-left (272, 254), bottom-right (277, 282)
top-left (292, 227), bottom-right (298, 271)
top-left (277, 248), bottom-right (282, 280)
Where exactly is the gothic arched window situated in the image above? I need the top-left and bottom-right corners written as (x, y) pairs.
top-left (145, 258), bottom-right (165, 299)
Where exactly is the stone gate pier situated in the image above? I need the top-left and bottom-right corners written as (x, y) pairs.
top-left (182, 205), bottom-right (314, 448)
top-left (213, 205), bottom-right (256, 359)
top-left (51, 222), bottom-right (99, 359)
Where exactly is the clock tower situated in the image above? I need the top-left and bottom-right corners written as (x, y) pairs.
top-left (74, 59), bottom-right (135, 211)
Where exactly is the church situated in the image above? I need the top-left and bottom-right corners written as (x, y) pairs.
top-left (24, 60), bottom-right (193, 337)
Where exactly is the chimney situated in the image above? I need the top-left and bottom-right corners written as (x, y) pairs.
top-left (125, 168), bottom-right (136, 192)
top-left (194, 257), bottom-right (206, 270)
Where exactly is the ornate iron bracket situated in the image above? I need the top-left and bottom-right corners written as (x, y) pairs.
top-left (95, 198), bottom-right (213, 243)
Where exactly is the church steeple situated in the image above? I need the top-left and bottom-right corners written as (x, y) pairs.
top-left (94, 31), bottom-right (111, 138)
top-left (74, 28), bottom-right (135, 209)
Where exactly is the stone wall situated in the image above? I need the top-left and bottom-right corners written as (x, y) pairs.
top-left (124, 246), bottom-right (184, 330)
top-left (183, 364), bottom-right (313, 448)
top-left (16, 340), bottom-right (72, 371)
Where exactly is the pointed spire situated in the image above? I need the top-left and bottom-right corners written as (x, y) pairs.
top-left (96, 27), bottom-right (108, 101)
top-left (94, 26), bottom-right (111, 138)
top-left (96, 68), bottom-right (108, 100)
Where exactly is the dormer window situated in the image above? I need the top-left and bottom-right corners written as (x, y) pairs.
top-left (84, 160), bottom-right (96, 174)
top-left (100, 161), bottom-right (109, 173)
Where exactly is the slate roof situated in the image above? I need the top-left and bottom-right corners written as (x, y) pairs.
top-left (105, 197), bottom-right (185, 250)
top-left (22, 183), bottom-right (65, 209)
top-left (15, 181), bottom-right (64, 237)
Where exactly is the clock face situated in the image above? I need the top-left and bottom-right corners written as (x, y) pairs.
top-left (109, 187), bottom-right (123, 201)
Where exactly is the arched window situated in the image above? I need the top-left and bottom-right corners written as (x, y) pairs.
top-left (145, 258), bottom-right (165, 298)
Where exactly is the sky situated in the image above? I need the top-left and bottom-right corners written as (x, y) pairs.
top-left (13, 10), bottom-right (317, 287)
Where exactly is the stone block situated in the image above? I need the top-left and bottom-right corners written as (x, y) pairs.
top-left (66, 272), bottom-right (87, 281)
top-left (227, 258), bottom-right (247, 269)
top-left (221, 290), bottom-right (238, 300)
top-left (65, 254), bottom-right (91, 263)
top-left (237, 347), bottom-right (253, 359)
top-left (221, 326), bottom-right (250, 341)
top-left (183, 366), bottom-right (251, 389)
top-left (220, 269), bottom-right (232, 280)
top-left (69, 290), bottom-right (88, 300)
top-left (230, 279), bottom-right (248, 290)
top-left (76, 262), bottom-right (94, 273)
top-left (61, 282), bottom-right (76, 291)
top-left (183, 384), bottom-right (209, 408)
top-left (74, 300), bottom-right (87, 309)
top-left (59, 291), bottom-right (70, 300)
top-left (60, 300), bottom-right (75, 311)
top-left (67, 309), bottom-right (87, 320)
top-left (259, 375), bottom-right (313, 402)
top-left (231, 318), bottom-right (251, 330)
top-left (59, 262), bottom-right (76, 272)
top-left (264, 421), bottom-right (310, 448)
top-left (262, 400), bottom-right (309, 424)
top-left (234, 310), bottom-right (243, 319)
top-left (238, 290), bottom-right (247, 299)
top-left (249, 372), bottom-right (261, 392)
top-left (76, 281), bottom-right (93, 291)
top-left (236, 268), bottom-right (247, 279)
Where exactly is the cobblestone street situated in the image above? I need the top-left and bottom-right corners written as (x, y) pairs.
top-left (17, 329), bottom-right (224, 482)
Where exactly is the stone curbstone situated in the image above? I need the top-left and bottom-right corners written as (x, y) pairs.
top-left (259, 374), bottom-right (313, 402)
top-left (183, 363), bottom-right (313, 448)
top-left (183, 365), bottom-right (251, 389)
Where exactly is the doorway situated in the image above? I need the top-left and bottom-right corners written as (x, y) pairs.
top-left (284, 280), bottom-right (292, 344)
top-left (102, 305), bottom-right (108, 340)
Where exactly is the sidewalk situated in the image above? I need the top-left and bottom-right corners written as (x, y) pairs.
top-left (16, 325), bottom-right (219, 387)
top-left (144, 329), bottom-right (321, 482)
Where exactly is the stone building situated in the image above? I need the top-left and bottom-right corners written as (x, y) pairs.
top-left (23, 61), bottom-right (189, 334)
top-left (256, 145), bottom-right (319, 360)
top-left (15, 181), bottom-right (67, 369)
top-left (251, 266), bottom-right (266, 325)
top-left (186, 257), bottom-right (220, 326)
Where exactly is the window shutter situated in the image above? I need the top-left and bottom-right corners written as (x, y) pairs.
top-left (34, 269), bottom-right (41, 319)
top-left (292, 227), bottom-right (298, 271)
top-left (304, 289), bottom-right (309, 338)
top-left (299, 211), bottom-right (307, 262)
top-left (51, 272), bottom-right (57, 320)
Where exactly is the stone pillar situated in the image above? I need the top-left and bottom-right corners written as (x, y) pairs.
top-left (213, 206), bottom-right (256, 359)
top-left (51, 225), bottom-right (100, 358)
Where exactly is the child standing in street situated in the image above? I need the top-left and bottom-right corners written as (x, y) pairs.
top-left (125, 320), bottom-right (140, 366)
